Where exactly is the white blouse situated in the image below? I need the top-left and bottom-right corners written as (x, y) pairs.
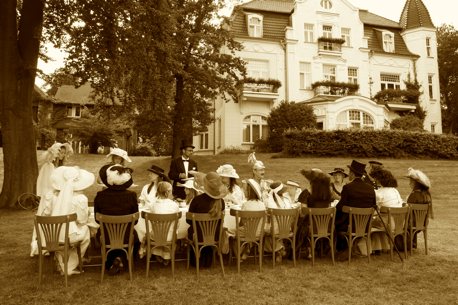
top-left (375, 187), bottom-right (403, 208)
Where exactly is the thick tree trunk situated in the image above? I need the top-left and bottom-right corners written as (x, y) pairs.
top-left (171, 74), bottom-right (193, 158)
top-left (0, 0), bottom-right (43, 208)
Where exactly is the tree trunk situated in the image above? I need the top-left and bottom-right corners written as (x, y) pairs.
top-left (0, 0), bottom-right (43, 208)
top-left (171, 74), bottom-right (193, 158)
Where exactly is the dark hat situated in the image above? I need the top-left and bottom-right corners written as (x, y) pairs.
top-left (347, 160), bottom-right (366, 176)
top-left (99, 164), bottom-right (134, 190)
top-left (147, 165), bottom-right (167, 179)
top-left (180, 140), bottom-right (195, 150)
top-left (369, 160), bottom-right (383, 166)
top-left (328, 167), bottom-right (348, 178)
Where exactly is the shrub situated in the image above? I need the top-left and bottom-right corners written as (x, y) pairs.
top-left (391, 115), bottom-right (424, 131)
top-left (253, 139), bottom-right (270, 153)
top-left (130, 143), bottom-right (156, 156)
top-left (267, 101), bottom-right (316, 152)
top-left (283, 129), bottom-right (458, 159)
top-left (220, 146), bottom-right (250, 154)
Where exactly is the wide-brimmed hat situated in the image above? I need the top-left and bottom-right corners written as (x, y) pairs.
top-left (300, 168), bottom-right (323, 181)
top-left (106, 148), bottom-right (131, 163)
top-left (247, 178), bottom-right (262, 200)
top-left (216, 164), bottom-right (239, 179)
top-left (99, 164), bottom-right (134, 190)
top-left (286, 180), bottom-right (300, 188)
top-left (177, 178), bottom-right (199, 191)
top-left (270, 181), bottom-right (288, 195)
top-left (192, 171), bottom-right (228, 199)
top-left (180, 140), bottom-right (195, 150)
top-left (328, 167), bottom-right (348, 178)
top-left (406, 167), bottom-right (431, 189)
top-left (147, 165), bottom-right (167, 179)
top-left (369, 160), bottom-right (383, 166)
top-left (347, 160), bottom-right (366, 176)
top-left (51, 166), bottom-right (95, 191)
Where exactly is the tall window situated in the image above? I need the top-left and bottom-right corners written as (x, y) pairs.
top-left (348, 67), bottom-right (358, 84)
top-left (431, 123), bottom-right (436, 133)
top-left (322, 25), bottom-right (333, 38)
top-left (336, 110), bottom-right (374, 129)
top-left (304, 23), bottom-right (314, 43)
top-left (67, 105), bottom-right (81, 118)
top-left (247, 14), bottom-right (263, 38)
top-left (299, 62), bottom-right (312, 90)
top-left (199, 132), bottom-right (209, 150)
top-left (383, 32), bottom-right (395, 53)
top-left (426, 37), bottom-right (432, 57)
top-left (246, 59), bottom-right (269, 79)
top-left (428, 74), bottom-right (434, 99)
top-left (323, 64), bottom-right (336, 82)
top-left (341, 28), bottom-right (351, 47)
top-left (320, 0), bottom-right (332, 9)
top-left (242, 115), bottom-right (268, 143)
top-left (380, 73), bottom-right (400, 90)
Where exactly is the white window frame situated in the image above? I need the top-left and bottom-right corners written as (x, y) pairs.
top-left (320, 0), bottom-right (333, 10)
top-left (247, 14), bottom-right (263, 38)
top-left (322, 25), bottom-right (333, 38)
top-left (299, 62), bottom-right (312, 90)
top-left (336, 110), bottom-right (374, 129)
top-left (380, 73), bottom-right (400, 90)
top-left (246, 59), bottom-right (269, 79)
top-left (304, 23), bottom-right (314, 43)
top-left (428, 74), bottom-right (434, 100)
top-left (382, 31), bottom-right (395, 53)
top-left (341, 28), bottom-right (351, 47)
top-left (199, 132), bottom-right (209, 150)
top-left (348, 67), bottom-right (358, 85)
top-left (67, 105), bottom-right (81, 118)
top-left (323, 64), bottom-right (336, 82)
top-left (426, 37), bottom-right (432, 57)
top-left (242, 115), bottom-right (269, 144)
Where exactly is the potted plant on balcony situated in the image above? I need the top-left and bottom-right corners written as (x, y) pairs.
top-left (317, 37), bottom-right (346, 44)
top-left (243, 77), bottom-right (282, 93)
top-left (311, 80), bottom-right (359, 95)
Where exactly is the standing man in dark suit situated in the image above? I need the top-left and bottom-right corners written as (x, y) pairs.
top-left (168, 141), bottom-right (198, 200)
top-left (335, 160), bottom-right (376, 251)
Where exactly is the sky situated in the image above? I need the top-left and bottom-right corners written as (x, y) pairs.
top-left (37, 0), bottom-right (458, 88)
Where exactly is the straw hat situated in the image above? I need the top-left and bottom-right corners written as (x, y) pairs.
top-left (51, 166), bottom-right (95, 191)
top-left (99, 164), bottom-right (134, 190)
top-left (328, 167), bottom-right (348, 178)
top-left (300, 168), bottom-right (323, 181)
top-left (406, 167), bottom-right (431, 189)
top-left (286, 180), bottom-right (300, 188)
top-left (216, 164), bottom-right (240, 179)
top-left (192, 171), bottom-right (228, 199)
top-left (247, 178), bottom-right (262, 200)
top-left (106, 147), bottom-right (131, 162)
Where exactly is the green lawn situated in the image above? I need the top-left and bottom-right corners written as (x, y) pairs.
top-left (1, 153), bottom-right (457, 305)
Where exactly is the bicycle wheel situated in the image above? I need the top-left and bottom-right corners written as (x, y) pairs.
top-left (17, 193), bottom-right (40, 210)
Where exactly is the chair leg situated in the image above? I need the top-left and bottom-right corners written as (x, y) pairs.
top-left (424, 230), bottom-right (428, 255)
top-left (330, 237), bottom-right (335, 265)
top-left (76, 244), bottom-right (83, 272)
top-left (348, 236), bottom-right (352, 264)
top-left (196, 247), bottom-right (200, 278)
top-left (292, 237), bottom-right (296, 267)
top-left (311, 238), bottom-right (315, 267)
top-left (259, 240), bottom-right (263, 272)
top-left (146, 246), bottom-right (150, 278)
top-left (410, 229), bottom-right (413, 256)
top-left (218, 248), bottom-right (225, 277)
top-left (100, 250), bottom-right (106, 283)
top-left (128, 248), bottom-right (133, 281)
top-left (403, 234), bottom-right (408, 259)
top-left (186, 243), bottom-right (190, 270)
top-left (366, 236), bottom-right (371, 263)
top-left (64, 248), bottom-right (68, 288)
top-left (171, 244), bottom-right (176, 279)
top-left (38, 253), bottom-right (43, 285)
top-left (237, 239), bottom-right (241, 274)
top-left (272, 237), bottom-right (276, 268)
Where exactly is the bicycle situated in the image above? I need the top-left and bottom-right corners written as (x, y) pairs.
top-left (17, 193), bottom-right (40, 211)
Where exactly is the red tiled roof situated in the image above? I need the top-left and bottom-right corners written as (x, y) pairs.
top-left (359, 10), bottom-right (401, 29)
top-left (399, 0), bottom-right (434, 30)
top-left (240, 0), bottom-right (295, 14)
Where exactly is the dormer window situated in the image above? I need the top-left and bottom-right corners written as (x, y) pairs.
top-left (247, 14), bottom-right (263, 38)
top-left (320, 0), bottom-right (332, 9)
top-left (382, 31), bottom-right (395, 53)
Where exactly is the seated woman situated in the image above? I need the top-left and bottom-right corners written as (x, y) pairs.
top-left (94, 164), bottom-right (139, 275)
top-left (296, 168), bottom-right (333, 258)
top-left (328, 168), bottom-right (348, 200)
top-left (177, 178), bottom-right (201, 205)
top-left (216, 164), bottom-right (245, 206)
top-left (187, 171), bottom-right (227, 267)
top-left (36, 166), bottom-right (94, 275)
top-left (147, 181), bottom-right (179, 264)
top-left (139, 164), bottom-right (169, 209)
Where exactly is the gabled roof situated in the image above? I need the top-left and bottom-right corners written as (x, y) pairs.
top-left (359, 10), bottom-right (401, 29)
top-left (399, 0), bottom-right (434, 30)
top-left (54, 83), bottom-right (95, 105)
top-left (240, 0), bottom-right (294, 14)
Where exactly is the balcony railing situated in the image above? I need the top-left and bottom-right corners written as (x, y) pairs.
top-left (243, 83), bottom-right (278, 93)
top-left (318, 41), bottom-right (342, 53)
top-left (312, 81), bottom-right (359, 97)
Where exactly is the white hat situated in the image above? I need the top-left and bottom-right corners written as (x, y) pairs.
top-left (406, 167), bottom-right (431, 189)
top-left (177, 178), bottom-right (198, 190)
top-left (286, 180), bottom-right (300, 188)
top-left (248, 152), bottom-right (265, 170)
top-left (106, 147), bottom-right (131, 162)
top-left (216, 164), bottom-right (240, 179)
top-left (51, 166), bottom-right (95, 191)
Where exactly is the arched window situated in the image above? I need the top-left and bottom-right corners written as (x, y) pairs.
top-left (336, 110), bottom-right (374, 129)
top-left (242, 115), bottom-right (269, 143)
top-left (382, 31), bottom-right (395, 53)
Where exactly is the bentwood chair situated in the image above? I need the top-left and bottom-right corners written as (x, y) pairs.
top-left (229, 209), bottom-right (266, 273)
top-left (34, 213), bottom-right (83, 287)
top-left (185, 212), bottom-right (225, 278)
top-left (340, 206), bottom-right (374, 264)
top-left (268, 208), bottom-right (299, 267)
top-left (304, 207), bottom-right (336, 266)
top-left (96, 212), bottom-right (139, 281)
top-left (142, 211), bottom-right (181, 278)
top-left (380, 206), bottom-right (410, 259)
top-left (408, 203), bottom-right (430, 255)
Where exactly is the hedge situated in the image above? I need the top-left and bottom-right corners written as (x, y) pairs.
top-left (283, 129), bottom-right (458, 159)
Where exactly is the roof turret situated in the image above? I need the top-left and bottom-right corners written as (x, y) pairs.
top-left (399, 0), bottom-right (434, 30)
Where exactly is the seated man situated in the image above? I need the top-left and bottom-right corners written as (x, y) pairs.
top-left (335, 160), bottom-right (376, 253)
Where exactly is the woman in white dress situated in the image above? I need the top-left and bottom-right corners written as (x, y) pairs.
top-left (139, 165), bottom-right (169, 209)
top-left (216, 164), bottom-right (245, 206)
top-left (34, 166), bottom-right (94, 275)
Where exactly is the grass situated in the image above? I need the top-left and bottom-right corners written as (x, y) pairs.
top-left (1, 153), bottom-right (458, 305)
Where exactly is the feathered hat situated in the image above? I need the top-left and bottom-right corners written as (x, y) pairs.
top-left (248, 152), bottom-right (265, 170)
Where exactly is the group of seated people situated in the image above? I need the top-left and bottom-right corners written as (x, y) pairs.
top-left (30, 142), bottom-right (433, 276)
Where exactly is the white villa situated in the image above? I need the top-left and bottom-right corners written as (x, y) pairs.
top-left (193, 0), bottom-right (442, 154)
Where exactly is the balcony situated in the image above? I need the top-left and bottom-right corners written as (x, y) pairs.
top-left (312, 81), bottom-right (359, 97)
top-left (317, 37), bottom-right (345, 56)
top-left (373, 88), bottom-right (419, 111)
top-left (241, 78), bottom-right (281, 102)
